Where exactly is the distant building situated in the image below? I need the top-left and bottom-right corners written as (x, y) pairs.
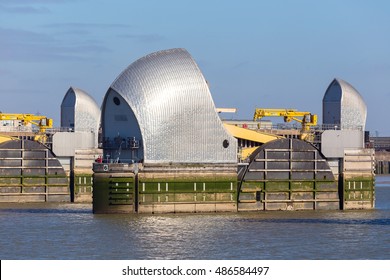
top-left (371, 137), bottom-right (390, 151)
top-left (323, 78), bottom-right (367, 131)
top-left (60, 87), bottom-right (101, 148)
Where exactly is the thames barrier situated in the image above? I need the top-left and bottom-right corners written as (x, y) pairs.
top-left (0, 48), bottom-right (376, 213)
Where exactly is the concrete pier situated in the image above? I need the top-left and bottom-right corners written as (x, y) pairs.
top-left (341, 149), bottom-right (375, 209)
top-left (92, 163), bottom-right (237, 214)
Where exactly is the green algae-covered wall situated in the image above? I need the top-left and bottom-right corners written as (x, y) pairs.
top-left (341, 149), bottom-right (375, 209)
top-left (92, 163), bottom-right (237, 214)
top-left (92, 173), bottom-right (135, 213)
top-left (342, 177), bottom-right (374, 209)
top-left (0, 140), bottom-right (69, 202)
top-left (138, 172), bottom-right (236, 213)
top-left (73, 173), bottom-right (93, 203)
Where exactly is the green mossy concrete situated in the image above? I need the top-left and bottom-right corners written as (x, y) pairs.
top-left (238, 177), bottom-right (340, 211)
top-left (93, 174), bottom-right (135, 210)
top-left (290, 181), bottom-right (314, 191)
top-left (341, 176), bottom-right (375, 209)
top-left (0, 175), bottom-right (68, 185)
top-left (93, 172), bottom-right (237, 212)
top-left (264, 181), bottom-right (290, 191)
top-left (240, 182), bottom-right (264, 191)
top-left (139, 179), bottom-right (235, 194)
top-left (0, 178), bottom-right (21, 184)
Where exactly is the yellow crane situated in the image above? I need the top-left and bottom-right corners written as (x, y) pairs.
top-left (0, 113), bottom-right (53, 132)
top-left (0, 113), bottom-right (53, 143)
top-left (253, 108), bottom-right (317, 141)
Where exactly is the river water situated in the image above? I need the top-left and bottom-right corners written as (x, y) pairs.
top-left (1, 175), bottom-right (390, 260)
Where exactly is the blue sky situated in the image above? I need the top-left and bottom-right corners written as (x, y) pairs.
top-left (1, 0), bottom-right (390, 135)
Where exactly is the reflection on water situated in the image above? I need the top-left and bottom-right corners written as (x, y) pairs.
top-left (1, 176), bottom-right (390, 260)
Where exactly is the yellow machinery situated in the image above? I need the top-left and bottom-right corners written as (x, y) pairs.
top-left (0, 113), bottom-right (53, 143)
top-left (223, 123), bottom-right (283, 160)
top-left (219, 108), bottom-right (285, 159)
top-left (0, 113), bottom-right (53, 132)
top-left (253, 108), bottom-right (317, 141)
top-left (223, 123), bottom-right (282, 143)
top-left (0, 135), bottom-right (17, 144)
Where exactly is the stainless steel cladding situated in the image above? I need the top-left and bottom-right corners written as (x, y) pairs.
top-left (322, 78), bottom-right (367, 130)
top-left (101, 48), bottom-right (237, 164)
top-left (61, 87), bottom-right (101, 147)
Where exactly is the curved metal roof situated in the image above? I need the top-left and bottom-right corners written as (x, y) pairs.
top-left (323, 78), bottom-right (367, 130)
top-left (61, 87), bottom-right (101, 134)
top-left (102, 48), bottom-right (237, 164)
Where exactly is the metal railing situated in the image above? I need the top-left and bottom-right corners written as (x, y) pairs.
top-left (223, 120), bottom-right (364, 132)
top-left (0, 126), bottom-right (97, 134)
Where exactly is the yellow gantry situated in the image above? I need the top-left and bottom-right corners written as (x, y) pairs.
top-left (0, 113), bottom-right (53, 133)
top-left (253, 108), bottom-right (317, 141)
top-left (0, 113), bottom-right (53, 144)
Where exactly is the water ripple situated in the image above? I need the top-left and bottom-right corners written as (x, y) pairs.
top-left (1, 179), bottom-right (390, 260)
